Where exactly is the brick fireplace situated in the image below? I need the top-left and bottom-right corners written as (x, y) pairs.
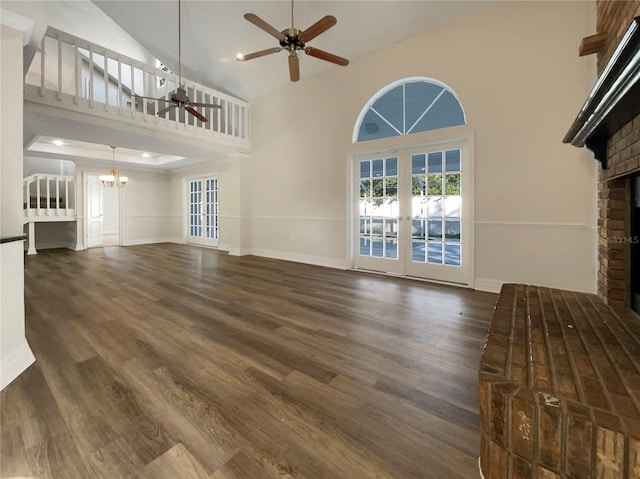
top-left (564, 6), bottom-right (640, 312)
top-left (599, 119), bottom-right (640, 312)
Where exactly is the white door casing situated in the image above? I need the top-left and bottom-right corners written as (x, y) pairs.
top-left (87, 175), bottom-right (103, 248)
top-left (186, 177), bottom-right (219, 247)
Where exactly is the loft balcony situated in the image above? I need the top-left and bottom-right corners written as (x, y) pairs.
top-left (24, 27), bottom-right (251, 152)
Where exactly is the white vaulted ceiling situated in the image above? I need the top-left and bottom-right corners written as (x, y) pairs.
top-left (91, 0), bottom-right (494, 101)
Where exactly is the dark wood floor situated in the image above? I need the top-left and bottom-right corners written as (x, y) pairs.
top-left (1, 243), bottom-right (497, 478)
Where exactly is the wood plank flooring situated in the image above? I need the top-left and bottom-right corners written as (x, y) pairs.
top-left (1, 244), bottom-right (498, 478)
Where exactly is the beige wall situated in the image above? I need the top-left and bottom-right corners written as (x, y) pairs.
top-left (169, 158), bottom-right (244, 254)
top-left (74, 165), bottom-right (180, 248)
top-left (244, 0), bottom-right (599, 292)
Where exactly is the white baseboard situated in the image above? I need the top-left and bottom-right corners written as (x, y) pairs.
top-left (36, 241), bottom-right (75, 251)
top-left (227, 248), bottom-right (250, 256)
top-left (248, 248), bottom-right (347, 270)
top-left (121, 237), bottom-right (182, 246)
top-left (474, 278), bottom-right (503, 294)
top-left (24, 241), bottom-right (76, 252)
top-left (0, 341), bottom-right (35, 391)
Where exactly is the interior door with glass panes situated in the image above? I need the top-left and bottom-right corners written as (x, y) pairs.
top-left (353, 142), bottom-right (471, 285)
top-left (186, 177), bottom-right (219, 247)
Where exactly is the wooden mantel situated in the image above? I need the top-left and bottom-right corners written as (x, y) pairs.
top-left (563, 16), bottom-right (640, 169)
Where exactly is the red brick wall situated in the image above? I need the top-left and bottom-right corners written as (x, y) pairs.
top-left (596, 0), bottom-right (640, 73)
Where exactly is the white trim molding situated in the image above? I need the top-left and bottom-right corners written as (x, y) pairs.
top-left (474, 278), bottom-right (503, 294)
top-left (0, 341), bottom-right (35, 391)
top-left (121, 237), bottom-right (182, 247)
top-left (248, 248), bottom-right (348, 270)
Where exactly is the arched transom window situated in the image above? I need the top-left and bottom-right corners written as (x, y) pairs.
top-left (354, 77), bottom-right (465, 143)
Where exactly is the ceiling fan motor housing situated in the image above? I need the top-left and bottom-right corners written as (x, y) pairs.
top-left (172, 87), bottom-right (189, 104)
top-left (280, 28), bottom-right (305, 51)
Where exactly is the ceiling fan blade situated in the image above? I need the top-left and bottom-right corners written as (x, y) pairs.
top-left (135, 94), bottom-right (172, 103)
top-left (186, 107), bottom-right (208, 123)
top-left (301, 15), bottom-right (337, 42)
top-left (237, 47), bottom-right (282, 62)
top-left (244, 13), bottom-right (286, 42)
top-left (157, 104), bottom-right (178, 116)
top-left (288, 53), bottom-right (300, 82)
top-left (190, 102), bottom-right (222, 109)
top-left (305, 47), bottom-right (349, 66)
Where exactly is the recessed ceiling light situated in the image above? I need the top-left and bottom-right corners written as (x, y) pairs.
top-left (53, 140), bottom-right (64, 146)
top-left (142, 153), bottom-right (150, 158)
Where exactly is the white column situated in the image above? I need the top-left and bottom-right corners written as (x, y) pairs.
top-left (27, 222), bottom-right (37, 255)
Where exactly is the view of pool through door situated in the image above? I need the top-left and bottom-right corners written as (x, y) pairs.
top-left (353, 140), bottom-right (472, 285)
top-left (186, 177), bottom-right (219, 247)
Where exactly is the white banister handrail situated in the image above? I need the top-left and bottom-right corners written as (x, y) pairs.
top-left (26, 26), bottom-right (250, 144)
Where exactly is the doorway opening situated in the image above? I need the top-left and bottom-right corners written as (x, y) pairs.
top-left (86, 174), bottom-right (121, 248)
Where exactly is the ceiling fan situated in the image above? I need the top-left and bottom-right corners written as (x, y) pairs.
top-left (236, 0), bottom-right (349, 82)
top-left (136, 0), bottom-right (220, 122)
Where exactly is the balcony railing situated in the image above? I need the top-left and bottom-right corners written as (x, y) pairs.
top-left (24, 27), bottom-right (250, 145)
top-left (23, 174), bottom-right (76, 220)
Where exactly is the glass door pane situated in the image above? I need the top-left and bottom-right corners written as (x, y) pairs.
top-left (411, 149), bottom-right (462, 267)
top-left (354, 155), bottom-right (403, 274)
top-left (203, 178), bottom-right (219, 246)
top-left (404, 144), bottom-right (468, 285)
top-left (188, 179), bottom-right (202, 242)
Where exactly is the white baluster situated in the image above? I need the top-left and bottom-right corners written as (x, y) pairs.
top-left (117, 58), bottom-right (123, 113)
top-left (46, 177), bottom-right (51, 215)
top-left (36, 177), bottom-right (41, 215)
top-left (56, 179), bottom-right (60, 214)
top-left (89, 45), bottom-right (95, 108)
top-left (74, 39), bottom-right (81, 104)
top-left (131, 62), bottom-right (136, 119)
top-left (40, 34), bottom-right (46, 97)
top-left (217, 97), bottom-right (222, 134)
top-left (65, 179), bottom-right (70, 213)
top-left (57, 36), bottom-right (62, 100)
top-left (104, 53), bottom-right (109, 111)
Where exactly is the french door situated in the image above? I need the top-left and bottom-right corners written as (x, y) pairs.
top-left (186, 177), bottom-right (219, 247)
top-left (353, 140), bottom-right (472, 285)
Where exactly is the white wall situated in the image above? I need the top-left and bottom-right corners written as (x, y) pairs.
top-left (0, 25), bottom-right (35, 390)
top-left (244, 0), bottom-right (599, 292)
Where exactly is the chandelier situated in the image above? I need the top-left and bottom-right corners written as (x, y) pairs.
top-left (100, 146), bottom-right (128, 188)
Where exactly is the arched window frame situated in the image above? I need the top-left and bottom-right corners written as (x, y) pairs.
top-left (352, 76), bottom-right (466, 144)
